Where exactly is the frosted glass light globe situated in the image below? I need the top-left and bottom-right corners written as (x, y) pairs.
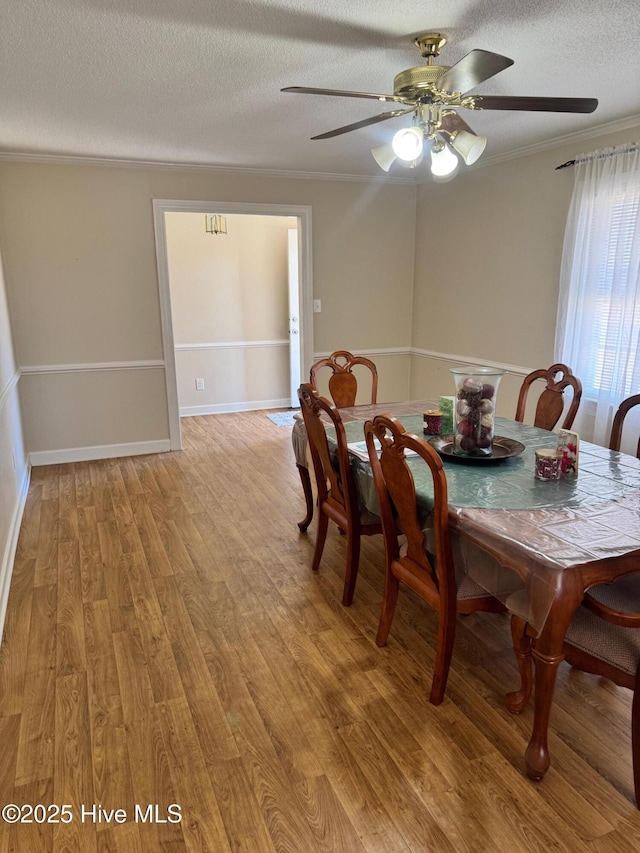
top-left (391, 127), bottom-right (424, 162)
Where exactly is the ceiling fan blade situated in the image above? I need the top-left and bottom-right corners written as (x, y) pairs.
top-left (311, 107), bottom-right (415, 140)
top-left (440, 111), bottom-right (477, 136)
top-left (474, 95), bottom-right (598, 113)
top-left (436, 50), bottom-right (514, 95)
top-left (282, 86), bottom-right (407, 104)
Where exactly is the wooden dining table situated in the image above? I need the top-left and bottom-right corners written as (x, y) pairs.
top-left (293, 399), bottom-right (640, 780)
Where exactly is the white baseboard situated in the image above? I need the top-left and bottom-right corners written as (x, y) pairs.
top-left (0, 464), bottom-right (31, 640)
top-left (180, 398), bottom-right (291, 417)
top-left (30, 439), bottom-right (171, 467)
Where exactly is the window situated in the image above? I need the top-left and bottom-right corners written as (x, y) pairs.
top-left (555, 143), bottom-right (640, 447)
top-left (588, 193), bottom-right (640, 395)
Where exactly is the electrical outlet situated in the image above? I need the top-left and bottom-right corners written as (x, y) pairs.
top-left (195, 378), bottom-right (205, 391)
top-left (313, 299), bottom-right (322, 313)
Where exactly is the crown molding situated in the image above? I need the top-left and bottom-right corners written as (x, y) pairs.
top-left (479, 114), bottom-right (640, 168)
top-left (3, 115), bottom-right (636, 188)
top-left (0, 150), bottom-right (415, 185)
top-left (416, 114), bottom-right (640, 184)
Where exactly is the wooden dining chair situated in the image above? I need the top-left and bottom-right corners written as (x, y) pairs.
top-left (364, 414), bottom-right (505, 705)
top-left (609, 394), bottom-right (640, 458)
top-left (509, 573), bottom-right (640, 807)
top-left (515, 363), bottom-right (582, 431)
top-left (298, 383), bottom-right (382, 606)
top-left (294, 350), bottom-right (378, 531)
top-left (310, 350), bottom-right (378, 408)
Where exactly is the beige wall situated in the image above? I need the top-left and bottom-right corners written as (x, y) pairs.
top-left (2, 121), bottom-right (637, 464)
top-left (0, 162), bottom-right (416, 459)
top-left (166, 212), bottom-right (294, 412)
top-left (409, 122), bottom-right (640, 425)
top-left (0, 247), bottom-right (28, 630)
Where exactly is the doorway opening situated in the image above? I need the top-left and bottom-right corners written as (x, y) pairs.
top-left (153, 200), bottom-right (313, 450)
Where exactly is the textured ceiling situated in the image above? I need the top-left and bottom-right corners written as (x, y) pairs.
top-left (1, 0), bottom-right (639, 178)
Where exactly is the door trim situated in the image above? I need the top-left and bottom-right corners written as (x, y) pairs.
top-left (152, 199), bottom-right (313, 450)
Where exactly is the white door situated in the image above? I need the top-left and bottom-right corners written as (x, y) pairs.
top-left (288, 228), bottom-right (301, 407)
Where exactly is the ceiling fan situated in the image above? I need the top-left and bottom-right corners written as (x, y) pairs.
top-left (282, 33), bottom-right (598, 177)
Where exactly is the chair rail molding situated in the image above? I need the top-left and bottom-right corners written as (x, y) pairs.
top-left (20, 360), bottom-right (165, 374)
top-left (175, 340), bottom-right (288, 351)
top-left (0, 368), bottom-right (20, 409)
top-left (411, 348), bottom-right (532, 377)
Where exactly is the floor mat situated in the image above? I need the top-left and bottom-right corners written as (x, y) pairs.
top-left (266, 410), bottom-right (299, 427)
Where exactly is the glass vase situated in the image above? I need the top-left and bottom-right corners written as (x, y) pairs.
top-left (450, 366), bottom-right (505, 457)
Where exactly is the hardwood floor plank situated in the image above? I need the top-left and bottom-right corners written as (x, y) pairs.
top-left (4, 778), bottom-right (54, 853)
top-left (34, 498), bottom-right (58, 588)
top-left (56, 539), bottom-right (86, 677)
top-left (125, 704), bottom-right (183, 852)
top-left (157, 697), bottom-right (232, 852)
top-left (300, 712), bottom-right (413, 853)
top-left (128, 493), bottom-right (176, 578)
top-left (0, 557), bottom-right (35, 716)
top-left (83, 599), bottom-right (134, 809)
top-left (0, 714), bottom-right (20, 802)
top-left (102, 553), bottom-right (136, 634)
top-left (15, 583), bottom-right (57, 786)
top-left (125, 551), bottom-right (184, 704)
top-left (79, 506), bottom-right (106, 603)
top-left (207, 757), bottom-right (278, 853)
top-left (152, 575), bottom-right (239, 762)
top-left (53, 673), bottom-right (96, 853)
top-left (112, 629), bottom-right (155, 724)
top-left (14, 481), bottom-right (42, 563)
top-left (340, 720), bottom-right (458, 852)
top-left (58, 470), bottom-right (79, 543)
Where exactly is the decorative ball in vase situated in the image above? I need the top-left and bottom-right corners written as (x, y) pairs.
top-left (450, 366), bottom-right (505, 457)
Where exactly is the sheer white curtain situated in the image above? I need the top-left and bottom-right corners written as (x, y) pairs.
top-left (555, 143), bottom-right (640, 448)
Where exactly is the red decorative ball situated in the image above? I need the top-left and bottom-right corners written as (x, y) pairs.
top-left (457, 420), bottom-right (475, 436)
top-left (481, 383), bottom-right (495, 399)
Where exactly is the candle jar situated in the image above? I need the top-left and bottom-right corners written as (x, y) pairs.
top-left (423, 410), bottom-right (443, 435)
top-left (450, 366), bottom-right (505, 457)
top-left (535, 449), bottom-right (563, 480)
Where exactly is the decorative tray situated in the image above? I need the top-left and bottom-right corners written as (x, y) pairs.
top-left (427, 435), bottom-right (525, 464)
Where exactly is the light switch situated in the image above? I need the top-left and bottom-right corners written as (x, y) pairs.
top-left (313, 299), bottom-right (322, 313)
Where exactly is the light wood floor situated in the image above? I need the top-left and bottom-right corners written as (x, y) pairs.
top-left (2, 411), bottom-right (640, 852)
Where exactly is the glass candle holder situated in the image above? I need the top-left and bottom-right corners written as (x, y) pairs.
top-left (535, 449), bottom-right (563, 480)
top-left (450, 366), bottom-right (505, 457)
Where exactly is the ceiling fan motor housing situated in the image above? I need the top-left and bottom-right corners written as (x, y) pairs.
top-left (393, 65), bottom-right (450, 98)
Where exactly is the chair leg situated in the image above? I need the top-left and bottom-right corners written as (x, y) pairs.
top-left (341, 528), bottom-right (361, 606)
top-left (376, 571), bottom-right (400, 647)
top-left (506, 615), bottom-right (534, 714)
top-left (429, 609), bottom-right (457, 706)
top-left (296, 464), bottom-right (314, 532)
top-left (311, 511), bottom-right (329, 571)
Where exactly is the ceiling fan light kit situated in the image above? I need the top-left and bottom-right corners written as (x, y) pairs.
top-left (430, 140), bottom-right (459, 177)
top-left (371, 143), bottom-right (397, 172)
top-left (448, 129), bottom-right (487, 165)
top-left (391, 126), bottom-right (424, 160)
top-left (282, 31), bottom-right (597, 180)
